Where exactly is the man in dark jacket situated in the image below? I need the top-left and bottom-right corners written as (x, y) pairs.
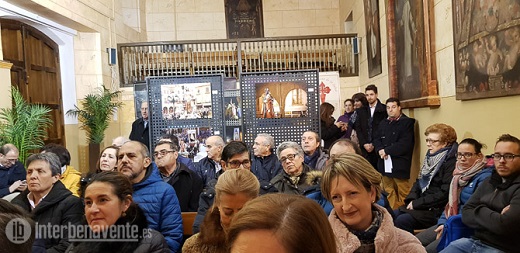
top-left (0, 144), bottom-right (26, 198)
top-left (194, 135), bottom-right (225, 187)
top-left (118, 141), bottom-right (183, 252)
top-left (373, 98), bottom-right (415, 209)
top-left (12, 152), bottom-right (83, 253)
top-left (129, 101), bottom-right (150, 151)
top-left (251, 133), bottom-right (282, 183)
top-left (192, 141), bottom-right (277, 233)
top-left (444, 134), bottom-right (520, 252)
top-left (353, 84), bottom-right (388, 169)
top-left (301, 131), bottom-right (328, 171)
top-left (154, 141), bottom-right (203, 212)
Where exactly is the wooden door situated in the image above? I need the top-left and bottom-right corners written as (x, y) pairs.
top-left (1, 19), bottom-right (65, 146)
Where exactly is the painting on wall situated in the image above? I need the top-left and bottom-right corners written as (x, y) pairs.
top-left (386, 0), bottom-right (439, 108)
top-left (453, 0), bottom-right (520, 100)
top-left (363, 0), bottom-right (382, 78)
top-left (225, 0), bottom-right (264, 39)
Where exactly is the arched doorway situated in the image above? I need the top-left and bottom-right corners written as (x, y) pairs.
top-left (1, 19), bottom-right (65, 146)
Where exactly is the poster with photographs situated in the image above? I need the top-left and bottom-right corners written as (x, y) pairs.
top-left (225, 126), bottom-right (243, 143)
top-left (224, 97), bottom-right (242, 120)
top-left (160, 82), bottom-right (212, 120)
top-left (255, 82), bottom-right (307, 118)
top-left (160, 127), bottom-right (212, 162)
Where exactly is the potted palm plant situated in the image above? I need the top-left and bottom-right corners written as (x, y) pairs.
top-left (0, 87), bottom-right (52, 164)
top-left (66, 85), bottom-right (122, 172)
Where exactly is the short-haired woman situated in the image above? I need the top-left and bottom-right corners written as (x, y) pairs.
top-left (322, 153), bottom-right (424, 252)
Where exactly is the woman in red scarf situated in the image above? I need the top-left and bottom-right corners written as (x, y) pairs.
top-left (416, 138), bottom-right (493, 253)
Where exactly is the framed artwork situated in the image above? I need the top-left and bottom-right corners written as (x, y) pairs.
top-left (364, 0), bottom-right (382, 78)
top-left (133, 83), bottom-right (148, 119)
top-left (453, 0), bottom-right (520, 100)
top-left (225, 0), bottom-right (264, 39)
top-left (386, 0), bottom-right (439, 108)
top-left (319, 72), bottom-right (341, 120)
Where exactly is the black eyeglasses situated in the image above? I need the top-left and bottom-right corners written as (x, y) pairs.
top-left (227, 160), bottom-right (251, 169)
top-left (153, 150), bottom-right (176, 157)
top-left (457, 152), bottom-right (476, 159)
top-left (491, 153), bottom-right (520, 162)
top-left (425, 139), bottom-right (441, 144)
top-left (279, 153), bottom-right (298, 163)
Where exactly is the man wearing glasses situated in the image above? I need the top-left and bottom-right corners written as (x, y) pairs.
top-left (443, 134), bottom-right (520, 253)
top-left (193, 141), bottom-right (277, 233)
top-left (0, 143), bottom-right (27, 199)
top-left (154, 141), bottom-right (203, 212)
top-left (270, 141), bottom-right (312, 194)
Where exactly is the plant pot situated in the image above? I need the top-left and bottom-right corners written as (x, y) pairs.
top-left (88, 143), bottom-right (100, 173)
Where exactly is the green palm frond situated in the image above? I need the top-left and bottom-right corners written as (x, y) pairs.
top-left (66, 85), bottom-right (122, 144)
top-left (0, 87), bottom-right (52, 164)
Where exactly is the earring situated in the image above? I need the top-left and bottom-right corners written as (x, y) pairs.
top-left (122, 211), bottom-right (127, 217)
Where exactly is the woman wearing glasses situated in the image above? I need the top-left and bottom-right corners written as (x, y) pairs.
top-left (271, 141), bottom-right (312, 194)
top-left (416, 138), bottom-right (493, 252)
top-left (183, 169), bottom-right (260, 253)
top-left (394, 123), bottom-right (459, 234)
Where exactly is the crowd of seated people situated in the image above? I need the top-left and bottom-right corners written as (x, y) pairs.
top-left (2, 83), bottom-right (518, 253)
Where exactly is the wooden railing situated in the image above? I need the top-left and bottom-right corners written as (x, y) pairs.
top-left (118, 34), bottom-right (358, 87)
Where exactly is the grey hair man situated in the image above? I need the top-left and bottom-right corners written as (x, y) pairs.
top-left (251, 133), bottom-right (282, 183)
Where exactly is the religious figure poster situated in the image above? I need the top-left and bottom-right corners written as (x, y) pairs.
top-left (363, 0), bottom-right (382, 78)
top-left (225, 0), bottom-right (264, 38)
top-left (319, 72), bottom-right (341, 121)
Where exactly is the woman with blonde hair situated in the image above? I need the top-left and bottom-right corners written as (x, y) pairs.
top-left (228, 194), bottom-right (337, 253)
top-left (322, 153), bottom-right (424, 252)
top-left (182, 169), bottom-right (260, 253)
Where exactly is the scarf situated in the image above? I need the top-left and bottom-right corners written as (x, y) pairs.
top-left (445, 158), bottom-right (486, 217)
top-left (349, 206), bottom-right (383, 253)
top-left (418, 146), bottom-right (451, 193)
top-left (304, 149), bottom-right (320, 169)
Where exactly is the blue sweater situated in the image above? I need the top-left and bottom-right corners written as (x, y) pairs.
top-left (133, 163), bottom-right (183, 252)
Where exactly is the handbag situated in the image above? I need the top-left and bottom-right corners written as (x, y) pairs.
top-left (437, 214), bottom-right (475, 251)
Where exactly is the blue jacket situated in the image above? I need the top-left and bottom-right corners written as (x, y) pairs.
top-left (133, 163), bottom-right (183, 253)
top-left (0, 161), bottom-right (26, 197)
top-left (251, 153), bottom-right (282, 182)
top-left (436, 166), bottom-right (493, 226)
top-left (178, 156), bottom-right (195, 172)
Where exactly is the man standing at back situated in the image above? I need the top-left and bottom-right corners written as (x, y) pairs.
top-left (0, 144), bottom-right (26, 199)
top-left (353, 84), bottom-right (387, 169)
top-left (443, 134), bottom-right (520, 252)
top-left (301, 131), bottom-right (328, 171)
top-left (373, 98), bottom-right (415, 209)
top-left (118, 141), bottom-right (183, 252)
top-left (129, 101), bottom-right (150, 152)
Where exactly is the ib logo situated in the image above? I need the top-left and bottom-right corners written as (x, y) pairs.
top-left (6, 218), bottom-right (31, 244)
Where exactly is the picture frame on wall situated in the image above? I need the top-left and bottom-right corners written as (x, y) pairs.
top-left (453, 1), bottom-right (520, 100)
top-left (225, 0), bottom-right (264, 39)
top-left (386, 0), bottom-right (439, 108)
top-left (363, 0), bottom-right (382, 78)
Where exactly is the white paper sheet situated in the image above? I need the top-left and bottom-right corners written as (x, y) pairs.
top-left (384, 155), bottom-right (393, 173)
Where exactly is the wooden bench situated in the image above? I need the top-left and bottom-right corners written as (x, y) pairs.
top-left (182, 212), bottom-right (197, 237)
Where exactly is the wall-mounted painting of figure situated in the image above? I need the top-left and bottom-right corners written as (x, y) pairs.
top-left (453, 0), bottom-right (520, 100)
top-left (363, 0), bottom-right (382, 78)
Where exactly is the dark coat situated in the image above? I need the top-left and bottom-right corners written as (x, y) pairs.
top-left (320, 118), bottom-right (344, 150)
top-left (65, 206), bottom-right (169, 253)
top-left (0, 161), bottom-right (26, 197)
top-left (194, 157), bottom-right (220, 188)
top-left (353, 100), bottom-right (388, 153)
top-left (129, 118), bottom-right (150, 152)
top-left (399, 144), bottom-right (457, 226)
top-left (251, 153), bottom-right (282, 182)
top-left (270, 164), bottom-right (312, 195)
top-left (192, 174), bottom-right (277, 234)
top-left (373, 114), bottom-right (416, 179)
top-left (12, 181), bottom-right (84, 253)
top-left (462, 170), bottom-right (520, 252)
top-left (164, 163), bottom-right (203, 212)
